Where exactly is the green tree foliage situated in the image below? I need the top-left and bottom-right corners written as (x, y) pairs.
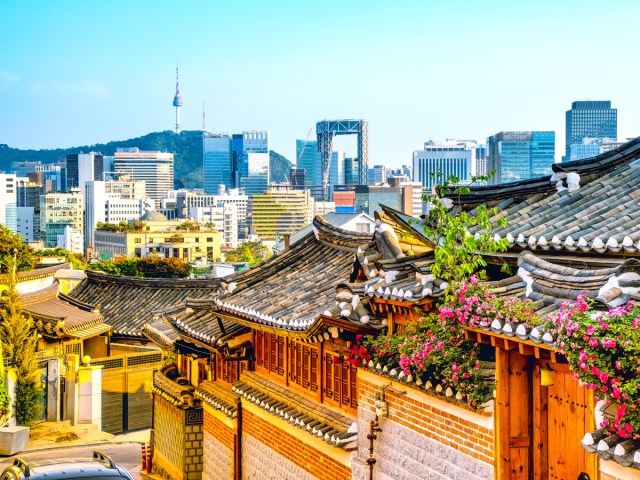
top-left (34, 247), bottom-right (87, 270)
top-left (0, 227), bottom-right (34, 273)
top-left (89, 255), bottom-right (191, 278)
top-left (0, 131), bottom-right (293, 189)
top-left (95, 221), bottom-right (146, 233)
top-left (224, 241), bottom-right (270, 265)
top-left (0, 343), bottom-right (11, 426)
top-left (424, 172), bottom-right (509, 291)
top-left (0, 256), bottom-right (41, 425)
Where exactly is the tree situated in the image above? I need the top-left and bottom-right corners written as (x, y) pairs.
top-left (0, 255), bottom-right (41, 425)
top-left (0, 343), bottom-right (11, 426)
top-left (34, 247), bottom-right (87, 270)
top-left (423, 172), bottom-right (509, 291)
top-left (88, 255), bottom-right (191, 278)
top-left (0, 227), bottom-right (33, 274)
top-left (224, 241), bottom-right (270, 265)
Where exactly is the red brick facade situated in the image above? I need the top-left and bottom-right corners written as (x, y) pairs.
top-left (203, 409), bottom-right (235, 451)
top-left (359, 376), bottom-right (495, 466)
top-left (242, 409), bottom-right (351, 480)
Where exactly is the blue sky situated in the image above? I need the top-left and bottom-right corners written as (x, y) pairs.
top-left (1, 0), bottom-right (638, 167)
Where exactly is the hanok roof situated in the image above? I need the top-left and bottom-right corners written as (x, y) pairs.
top-left (19, 281), bottom-right (109, 339)
top-left (67, 271), bottom-right (221, 337)
top-left (232, 371), bottom-right (358, 450)
top-left (186, 216), bottom-right (373, 341)
top-left (0, 262), bottom-right (71, 286)
top-left (450, 136), bottom-right (640, 209)
top-left (466, 251), bottom-right (640, 346)
top-left (465, 144), bottom-right (640, 255)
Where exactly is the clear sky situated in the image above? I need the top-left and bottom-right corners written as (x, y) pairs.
top-left (1, 0), bottom-right (639, 167)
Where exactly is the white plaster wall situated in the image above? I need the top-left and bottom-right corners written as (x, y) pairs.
top-left (242, 434), bottom-right (316, 480)
top-left (353, 409), bottom-right (493, 480)
top-left (202, 430), bottom-right (233, 480)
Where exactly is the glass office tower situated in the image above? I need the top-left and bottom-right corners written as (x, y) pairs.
top-left (203, 133), bottom-right (232, 194)
top-left (486, 131), bottom-right (555, 185)
top-left (565, 101), bottom-right (617, 160)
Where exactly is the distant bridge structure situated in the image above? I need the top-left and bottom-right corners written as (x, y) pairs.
top-left (316, 119), bottom-right (368, 200)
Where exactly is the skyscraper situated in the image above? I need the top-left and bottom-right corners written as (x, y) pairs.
top-left (66, 152), bottom-right (105, 191)
top-left (114, 148), bottom-right (174, 207)
top-left (565, 101), bottom-right (617, 160)
top-left (203, 133), bottom-right (232, 194)
top-left (237, 131), bottom-right (269, 195)
top-left (412, 140), bottom-right (479, 191)
top-left (486, 131), bottom-right (555, 185)
top-left (296, 139), bottom-right (323, 198)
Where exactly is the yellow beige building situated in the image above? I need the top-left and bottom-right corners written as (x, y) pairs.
top-left (251, 189), bottom-right (312, 241)
top-left (94, 212), bottom-right (221, 262)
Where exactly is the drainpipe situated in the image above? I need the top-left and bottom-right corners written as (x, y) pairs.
top-left (234, 397), bottom-right (242, 480)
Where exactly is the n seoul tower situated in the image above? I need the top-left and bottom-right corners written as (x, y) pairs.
top-left (173, 67), bottom-right (183, 134)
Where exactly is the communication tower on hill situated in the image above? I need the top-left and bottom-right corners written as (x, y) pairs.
top-left (173, 67), bottom-right (183, 134)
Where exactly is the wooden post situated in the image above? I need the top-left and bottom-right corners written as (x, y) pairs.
top-left (234, 397), bottom-right (242, 480)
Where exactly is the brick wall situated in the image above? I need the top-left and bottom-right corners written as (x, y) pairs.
top-left (242, 408), bottom-right (351, 480)
top-left (355, 370), bottom-right (494, 480)
top-left (203, 407), bottom-right (234, 480)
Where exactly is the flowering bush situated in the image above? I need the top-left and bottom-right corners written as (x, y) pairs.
top-left (546, 294), bottom-right (640, 439)
top-left (347, 277), bottom-right (540, 409)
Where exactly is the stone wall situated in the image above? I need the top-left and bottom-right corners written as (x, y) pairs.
top-left (203, 405), bottom-right (234, 480)
top-left (241, 404), bottom-right (351, 480)
top-left (153, 395), bottom-right (203, 480)
top-left (153, 395), bottom-right (187, 480)
top-left (600, 462), bottom-right (640, 480)
top-left (355, 370), bottom-right (494, 480)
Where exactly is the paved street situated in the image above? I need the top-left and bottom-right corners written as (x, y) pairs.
top-left (0, 443), bottom-right (144, 479)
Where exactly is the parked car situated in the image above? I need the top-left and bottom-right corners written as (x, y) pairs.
top-left (0, 451), bottom-right (134, 479)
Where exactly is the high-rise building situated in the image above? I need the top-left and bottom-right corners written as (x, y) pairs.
top-left (237, 131), bottom-right (269, 196)
top-left (344, 157), bottom-right (360, 185)
top-left (486, 132), bottom-right (555, 185)
top-left (203, 133), bottom-right (232, 194)
top-left (114, 148), bottom-right (174, 207)
top-left (84, 177), bottom-right (150, 249)
top-left (251, 189), bottom-right (312, 241)
top-left (565, 101), bottom-right (617, 160)
top-left (355, 183), bottom-right (421, 217)
top-left (289, 168), bottom-right (306, 189)
top-left (189, 204), bottom-right (239, 247)
top-left (367, 165), bottom-right (387, 185)
top-left (40, 188), bottom-right (83, 248)
top-left (0, 174), bottom-right (17, 233)
top-left (66, 152), bottom-right (104, 191)
top-left (173, 189), bottom-right (249, 224)
top-left (329, 151), bottom-right (345, 200)
top-left (413, 140), bottom-right (479, 192)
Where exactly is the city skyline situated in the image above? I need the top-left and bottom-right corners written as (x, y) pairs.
top-left (1, 1), bottom-right (639, 168)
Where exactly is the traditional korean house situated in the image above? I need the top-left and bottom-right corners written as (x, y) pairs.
top-left (146, 137), bottom-right (640, 480)
top-left (61, 272), bottom-right (224, 434)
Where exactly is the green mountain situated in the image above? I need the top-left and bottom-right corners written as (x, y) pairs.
top-left (0, 130), bottom-right (293, 189)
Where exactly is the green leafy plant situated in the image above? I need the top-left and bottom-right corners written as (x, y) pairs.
top-left (423, 172), bottom-right (509, 292)
top-left (0, 255), bottom-right (41, 425)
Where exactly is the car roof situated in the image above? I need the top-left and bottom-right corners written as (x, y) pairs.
top-left (29, 460), bottom-right (127, 476)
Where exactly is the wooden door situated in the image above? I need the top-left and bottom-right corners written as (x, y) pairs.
top-left (543, 367), bottom-right (597, 480)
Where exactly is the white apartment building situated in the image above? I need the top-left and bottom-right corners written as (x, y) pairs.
top-left (16, 207), bottom-right (35, 242)
top-left (57, 225), bottom-right (83, 254)
top-left (85, 179), bottom-right (150, 250)
top-left (0, 174), bottom-right (17, 232)
top-left (189, 204), bottom-right (239, 248)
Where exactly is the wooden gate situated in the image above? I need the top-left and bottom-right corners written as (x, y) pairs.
top-left (496, 349), bottom-right (598, 480)
top-left (92, 351), bottom-right (163, 434)
top-left (541, 365), bottom-right (597, 480)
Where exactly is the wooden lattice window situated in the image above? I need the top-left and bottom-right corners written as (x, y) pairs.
top-left (179, 355), bottom-right (189, 378)
top-left (255, 331), bottom-right (285, 377)
top-left (324, 353), bottom-right (357, 410)
top-left (198, 359), bottom-right (208, 383)
top-left (288, 340), bottom-right (319, 393)
top-left (215, 352), bottom-right (246, 385)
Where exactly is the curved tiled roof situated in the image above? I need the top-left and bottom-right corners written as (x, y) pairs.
top-left (18, 280), bottom-right (107, 338)
top-left (232, 371), bottom-right (358, 450)
top-left (67, 271), bottom-right (221, 337)
top-left (450, 136), bottom-right (640, 208)
top-left (0, 262), bottom-right (71, 285)
top-left (468, 156), bottom-right (640, 255)
top-left (195, 380), bottom-right (238, 418)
